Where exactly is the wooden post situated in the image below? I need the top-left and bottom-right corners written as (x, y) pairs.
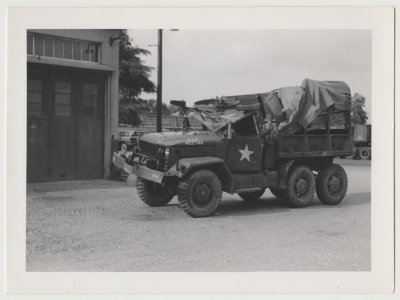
top-left (156, 29), bottom-right (163, 132)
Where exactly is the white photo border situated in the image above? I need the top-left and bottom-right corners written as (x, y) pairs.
top-left (5, 6), bottom-right (395, 294)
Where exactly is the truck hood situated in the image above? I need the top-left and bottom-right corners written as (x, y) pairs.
top-left (140, 131), bottom-right (220, 147)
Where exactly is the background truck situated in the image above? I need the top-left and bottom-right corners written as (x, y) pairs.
top-left (351, 124), bottom-right (371, 160)
top-left (118, 128), bottom-right (147, 151)
top-left (118, 128), bottom-right (135, 151)
top-left (113, 79), bottom-right (353, 217)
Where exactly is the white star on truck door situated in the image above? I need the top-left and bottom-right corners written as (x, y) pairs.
top-left (238, 145), bottom-right (254, 162)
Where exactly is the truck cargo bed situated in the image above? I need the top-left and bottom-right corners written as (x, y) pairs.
top-left (277, 130), bottom-right (352, 158)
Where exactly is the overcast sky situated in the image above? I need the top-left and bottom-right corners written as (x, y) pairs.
top-left (128, 29), bottom-right (371, 120)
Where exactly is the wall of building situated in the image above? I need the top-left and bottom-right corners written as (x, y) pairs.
top-left (28, 29), bottom-right (120, 179)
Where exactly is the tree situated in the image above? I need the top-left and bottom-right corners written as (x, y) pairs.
top-left (118, 106), bottom-right (143, 126)
top-left (351, 93), bottom-right (368, 124)
top-left (147, 99), bottom-right (170, 114)
top-left (118, 30), bottom-right (156, 104)
top-left (117, 30), bottom-right (177, 126)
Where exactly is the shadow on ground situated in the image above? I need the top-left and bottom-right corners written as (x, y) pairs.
top-left (27, 179), bottom-right (132, 193)
top-left (215, 192), bottom-right (370, 217)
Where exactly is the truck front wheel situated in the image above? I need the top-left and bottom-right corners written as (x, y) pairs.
top-left (137, 178), bottom-right (173, 207)
top-left (316, 164), bottom-right (348, 205)
top-left (177, 170), bottom-right (222, 217)
top-left (286, 166), bottom-right (315, 208)
top-left (238, 189), bottom-right (266, 202)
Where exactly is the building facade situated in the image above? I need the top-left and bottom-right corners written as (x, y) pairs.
top-left (27, 29), bottom-right (119, 182)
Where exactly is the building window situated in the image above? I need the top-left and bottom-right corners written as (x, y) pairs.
top-left (27, 79), bottom-right (42, 116)
top-left (73, 42), bottom-right (82, 60)
top-left (54, 38), bottom-right (63, 58)
top-left (27, 32), bottom-right (100, 63)
top-left (44, 36), bottom-right (54, 57)
top-left (55, 81), bottom-right (72, 116)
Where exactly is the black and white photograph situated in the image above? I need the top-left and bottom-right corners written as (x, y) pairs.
top-left (25, 28), bottom-right (372, 272)
top-left (4, 6), bottom-right (395, 295)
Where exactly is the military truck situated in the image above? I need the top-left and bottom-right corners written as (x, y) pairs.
top-left (113, 79), bottom-right (353, 217)
top-left (352, 124), bottom-right (371, 160)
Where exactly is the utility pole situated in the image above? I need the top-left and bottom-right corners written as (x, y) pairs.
top-left (156, 29), bottom-right (163, 132)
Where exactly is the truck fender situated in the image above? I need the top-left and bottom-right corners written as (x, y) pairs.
top-left (277, 160), bottom-right (295, 189)
top-left (171, 157), bottom-right (234, 193)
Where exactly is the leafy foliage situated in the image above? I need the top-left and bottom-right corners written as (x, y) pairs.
top-left (118, 106), bottom-right (143, 127)
top-left (351, 93), bottom-right (368, 124)
top-left (118, 30), bottom-right (156, 103)
top-left (118, 30), bottom-right (173, 126)
top-left (119, 98), bottom-right (171, 126)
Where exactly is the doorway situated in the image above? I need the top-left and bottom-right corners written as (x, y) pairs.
top-left (27, 65), bottom-right (106, 182)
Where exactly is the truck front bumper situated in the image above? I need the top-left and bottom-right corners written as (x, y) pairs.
top-left (112, 152), bottom-right (164, 184)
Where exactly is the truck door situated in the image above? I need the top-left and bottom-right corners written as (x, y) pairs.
top-left (225, 114), bottom-right (263, 172)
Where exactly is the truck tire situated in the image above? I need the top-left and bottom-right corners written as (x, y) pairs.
top-left (120, 142), bottom-right (127, 152)
top-left (285, 165), bottom-right (315, 208)
top-left (136, 178), bottom-right (173, 207)
top-left (177, 170), bottom-right (222, 218)
top-left (316, 164), bottom-right (348, 205)
top-left (238, 189), bottom-right (266, 202)
top-left (359, 148), bottom-right (371, 160)
top-left (269, 188), bottom-right (287, 199)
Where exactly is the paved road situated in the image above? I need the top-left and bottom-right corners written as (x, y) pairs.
top-left (26, 164), bottom-right (370, 271)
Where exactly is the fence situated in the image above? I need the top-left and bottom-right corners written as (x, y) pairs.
top-left (137, 113), bottom-right (203, 131)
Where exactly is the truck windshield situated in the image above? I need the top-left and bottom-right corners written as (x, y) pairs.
top-left (232, 114), bottom-right (259, 137)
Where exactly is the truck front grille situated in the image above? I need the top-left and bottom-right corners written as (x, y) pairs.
top-left (134, 141), bottom-right (168, 171)
top-left (139, 141), bottom-right (159, 156)
top-left (127, 152), bottom-right (168, 172)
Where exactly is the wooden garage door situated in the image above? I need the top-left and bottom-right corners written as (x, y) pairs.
top-left (27, 69), bottom-right (50, 182)
top-left (76, 79), bottom-right (105, 179)
top-left (27, 66), bottom-right (106, 182)
top-left (49, 71), bottom-right (76, 181)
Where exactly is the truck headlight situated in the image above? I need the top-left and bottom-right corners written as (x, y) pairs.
top-left (164, 147), bottom-right (170, 158)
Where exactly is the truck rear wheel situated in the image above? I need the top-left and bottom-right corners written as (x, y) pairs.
top-left (286, 166), bottom-right (315, 208)
top-left (238, 189), bottom-right (266, 202)
top-left (270, 188), bottom-right (287, 199)
top-left (137, 178), bottom-right (173, 207)
top-left (359, 148), bottom-right (371, 160)
top-left (177, 170), bottom-right (222, 218)
top-left (316, 164), bottom-right (348, 205)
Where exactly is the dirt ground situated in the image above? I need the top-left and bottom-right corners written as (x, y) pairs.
top-left (26, 163), bottom-right (371, 272)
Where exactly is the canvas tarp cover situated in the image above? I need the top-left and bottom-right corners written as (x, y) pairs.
top-left (179, 79), bottom-right (351, 135)
top-left (258, 79), bottom-right (351, 135)
top-left (188, 110), bottom-right (245, 132)
top-left (298, 79), bottom-right (351, 126)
